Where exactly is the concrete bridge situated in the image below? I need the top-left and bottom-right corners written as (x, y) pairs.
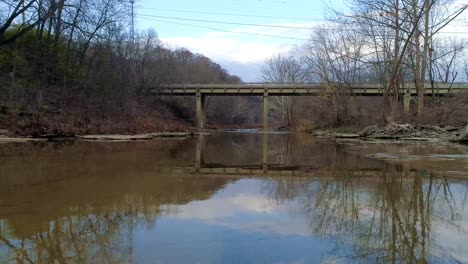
top-left (151, 83), bottom-right (468, 130)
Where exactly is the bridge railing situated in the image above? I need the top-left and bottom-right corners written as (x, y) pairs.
top-left (150, 82), bottom-right (468, 96)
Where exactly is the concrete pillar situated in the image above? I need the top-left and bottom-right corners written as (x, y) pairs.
top-left (262, 132), bottom-right (268, 173)
top-left (196, 91), bottom-right (205, 130)
top-left (403, 92), bottom-right (411, 113)
top-left (263, 90), bottom-right (268, 131)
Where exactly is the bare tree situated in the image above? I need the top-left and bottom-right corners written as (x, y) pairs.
top-left (300, 23), bottom-right (368, 126)
top-left (462, 50), bottom-right (468, 82)
top-left (429, 38), bottom-right (464, 93)
top-left (262, 53), bottom-right (307, 128)
top-left (327, 0), bottom-right (468, 123)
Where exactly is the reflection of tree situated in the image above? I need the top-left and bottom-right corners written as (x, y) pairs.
top-left (0, 172), bottom-right (228, 264)
top-left (0, 140), bottom-right (229, 264)
top-left (0, 214), bottom-right (129, 263)
top-left (262, 165), bottom-right (468, 263)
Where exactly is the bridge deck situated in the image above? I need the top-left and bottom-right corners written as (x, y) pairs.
top-left (152, 83), bottom-right (468, 96)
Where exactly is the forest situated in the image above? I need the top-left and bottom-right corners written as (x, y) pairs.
top-left (1, 0), bottom-right (468, 136)
top-left (0, 0), bottom-right (246, 136)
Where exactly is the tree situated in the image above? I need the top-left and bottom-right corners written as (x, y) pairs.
top-left (0, 0), bottom-right (58, 45)
top-left (261, 53), bottom-right (306, 128)
top-left (300, 23), bottom-right (368, 126)
top-left (327, 0), bottom-right (468, 123)
top-left (428, 39), bottom-right (464, 90)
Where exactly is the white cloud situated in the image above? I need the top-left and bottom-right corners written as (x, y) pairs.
top-left (172, 193), bottom-right (281, 220)
top-left (160, 22), bottom-right (314, 81)
top-left (161, 34), bottom-right (290, 81)
top-left (231, 194), bottom-right (279, 213)
top-left (217, 60), bottom-right (263, 82)
top-left (162, 35), bottom-right (291, 63)
top-left (168, 194), bottom-right (312, 236)
top-left (160, 22), bottom-right (314, 63)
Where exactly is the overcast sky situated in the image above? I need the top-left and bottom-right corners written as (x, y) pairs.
top-left (135, 0), bottom-right (468, 82)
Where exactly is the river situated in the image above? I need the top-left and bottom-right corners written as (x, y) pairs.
top-left (0, 132), bottom-right (467, 263)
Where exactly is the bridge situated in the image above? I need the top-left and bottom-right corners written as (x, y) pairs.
top-left (151, 82), bottom-right (468, 130)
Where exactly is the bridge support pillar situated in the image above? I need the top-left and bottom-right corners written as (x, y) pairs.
top-left (403, 92), bottom-right (411, 113)
top-left (263, 90), bottom-right (268, 131)
top-left (196, 91), bottom-right (205, 130)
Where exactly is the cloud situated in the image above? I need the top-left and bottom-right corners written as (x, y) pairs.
top-left (159, 22), bottom-right (315, 81)
top-left (166, 192), bottom-right (313, 236)
top-left (162, 35), bottom-right (292, 63)
top-left (172, 193), bottom-right (281, 220)
top-left (159, 22), bottom-right (316, 63)
top-left (161, 35), bottom-right (275, 81)
top-left (217, 60), bottom-right (263, 82)
top-left (231, 194), bottom-right (280, 213)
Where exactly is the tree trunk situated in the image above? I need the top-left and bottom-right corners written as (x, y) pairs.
top-left (418, 0), bottom-right (431, 120)
top-left (9, 63), bottom-right (17, 132)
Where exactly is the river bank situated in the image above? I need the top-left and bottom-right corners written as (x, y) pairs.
top-left (312, 123), bottom-right (468, 143)
top-left (1, 123), bottom-right (467, 144)
top-left (0, 132), bottom-right (194, 143)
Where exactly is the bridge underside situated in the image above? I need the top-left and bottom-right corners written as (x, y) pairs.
top-left (195, 91), bottom-right (269, 130)
top-left (152, 83), bottom-right (467, 130)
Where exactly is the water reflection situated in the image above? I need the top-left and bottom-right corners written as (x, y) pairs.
top-left (193, 133), bottom-right (391, 177)
top-left (0, 133), bottom-right (467, 263)
top-left (263, 170), bottom-right (468, 263)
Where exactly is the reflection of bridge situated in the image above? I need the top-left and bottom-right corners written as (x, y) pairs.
top-left (188, 134), bottom-right (388, 177)
top-left (195, 133), bottom-right (270, 174)
top-left (161, 166), bottom-right (394, 178)
top-left (151, 83), bottom-right (468, 130)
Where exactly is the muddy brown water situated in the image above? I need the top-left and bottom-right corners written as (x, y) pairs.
top-left (0, 132), bottom-right (467, 263)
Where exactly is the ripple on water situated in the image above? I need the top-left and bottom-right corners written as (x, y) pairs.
top-left (367, 153), bottom-right (420, 160)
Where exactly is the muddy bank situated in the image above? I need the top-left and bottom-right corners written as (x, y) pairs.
top-left (0, 136), bottom-right (47, 143)
top-left (78, 132), bottom-right (193, 141)
top-left (0, 132), bottom-right (194, 144)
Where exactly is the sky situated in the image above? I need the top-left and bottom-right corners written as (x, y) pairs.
top-left (135, 0), bottom-right (468, 82)
top-left (134, 0), bottom-right (347, 81)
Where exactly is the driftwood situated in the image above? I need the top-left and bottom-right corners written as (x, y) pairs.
top-left (359, 123), bottom-right (457, 140)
